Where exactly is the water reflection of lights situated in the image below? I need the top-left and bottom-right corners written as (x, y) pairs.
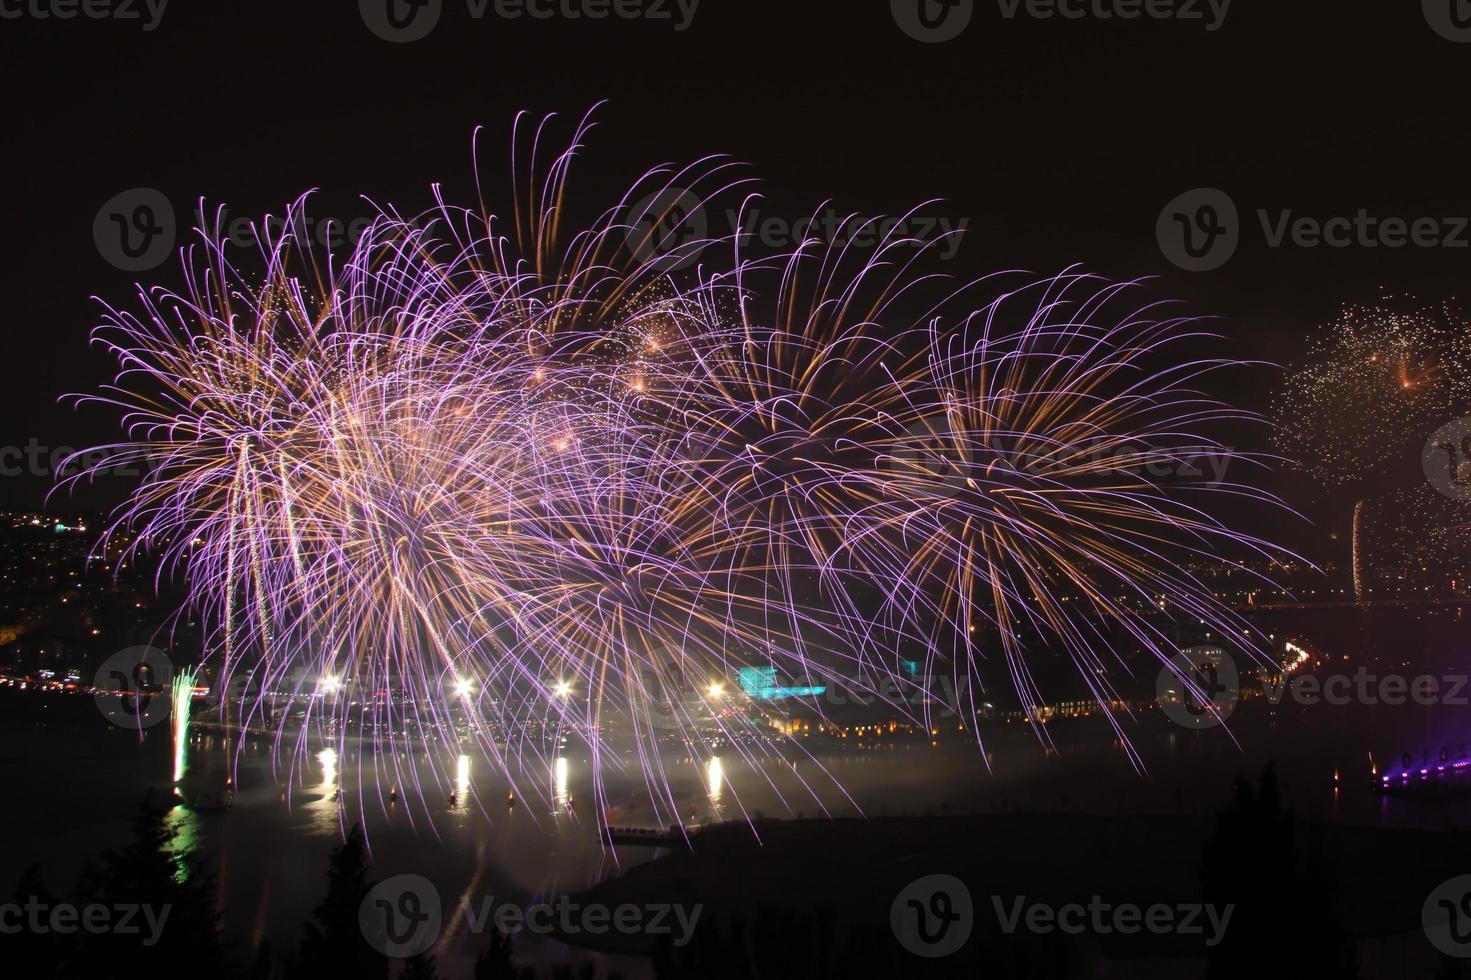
top-left (305, 747), bottom-right (342, 834)
top-left (164, 805), bottom-right (202, 884)
top-left (706, 757), bottom-right (724, 803)
top-left (455, 754), bottom-right (470, 807)
top-left (553, 757), bottom-right (570, 810)
top-left (318, 748), bottom-right (338, 790)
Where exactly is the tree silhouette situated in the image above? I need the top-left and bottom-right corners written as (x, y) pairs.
top-left (293, 823), bottom-right (386, 979)
top-left (400, 951), bottom-right (441, 980)
top-left (71, 792), bottom-right (229, 977)
top-left (1202, 766), bottom-right (1353, 979)
top-left (474, 926), bottom-right (517, 980)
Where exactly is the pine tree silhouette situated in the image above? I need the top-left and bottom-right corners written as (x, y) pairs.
top-left (71, 791), bottom-right (230, 977)
top-left (400, 950), bottom-right (441, 980)
top-left (293, 823), bottom-right (386, 979)
top-left (473, 927), bottom-right (517, 980)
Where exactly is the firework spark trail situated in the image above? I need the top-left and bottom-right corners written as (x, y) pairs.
top-left (173, 667), bottom-right (197, 785)
top-left (63, 109), bottom-right (1297, 830)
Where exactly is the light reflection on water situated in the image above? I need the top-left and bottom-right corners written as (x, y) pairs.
top-left (552, 756), bottom-right (570, 812)
top-left (8, 708), bottom-right (1471, 978)
top-left (707, 756), bottom-right (724, 805)
top-left (3, 606), bottom-right (1469, 975)
top-left (164, 804), bottom-right (203, 884)
top-left (455, 753), bottom-right (470, 811)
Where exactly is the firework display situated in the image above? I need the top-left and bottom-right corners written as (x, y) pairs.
top-left (1274, 298), bottom-right (1471, 487)
top-left (1274, 298), bottom-right (1471, 597)
top-left (64, 111), bottom-right (1290, 826)
top-left (173, 667), bottom-right (196, 785)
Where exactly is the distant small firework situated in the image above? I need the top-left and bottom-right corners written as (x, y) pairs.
top-left (1357, 486), bottom-right (1471, 588)
top-left (65, 109), bottom-right (1292, 826)
top-left (1274, 297), bottom-right (1471, 487)
top-left (1273, 297), bottom-right (1471, 598)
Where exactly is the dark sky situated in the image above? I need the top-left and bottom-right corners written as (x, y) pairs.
top-left (2, 0), bottom-right (1468, 548)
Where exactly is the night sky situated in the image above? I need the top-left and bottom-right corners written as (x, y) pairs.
top-left (3, 0), bottom-right (1467, 551)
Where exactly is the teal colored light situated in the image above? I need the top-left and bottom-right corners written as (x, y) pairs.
top-left (737, 666), bottom-right (825, 701)
top-left (738, 666), bottom-right (777, 695)
top-left (899, 659), bottom-right (919, 678)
